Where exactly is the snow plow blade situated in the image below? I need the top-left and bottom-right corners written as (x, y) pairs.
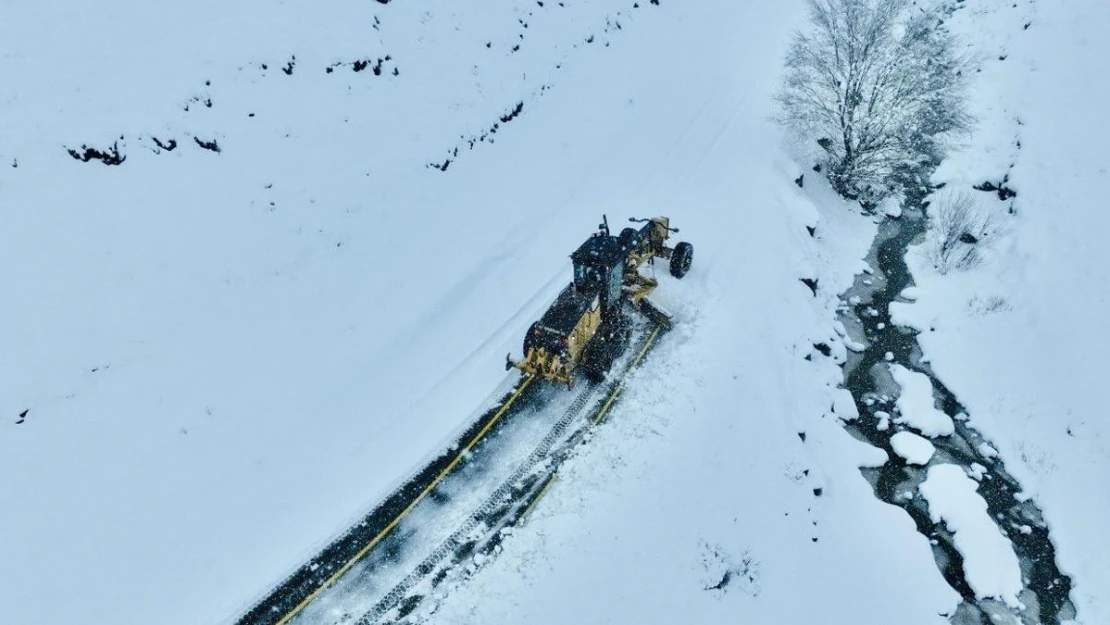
top-left (638, 298), bottom-right (673, 330)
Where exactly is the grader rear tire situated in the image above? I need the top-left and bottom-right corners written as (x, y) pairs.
top-left (581, 314), bottom-right (631, 382)
top-left (670, 241), bottom-right (693, 278)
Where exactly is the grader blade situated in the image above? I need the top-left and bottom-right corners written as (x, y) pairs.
top-left (638, 298), bottom-right (673, 330)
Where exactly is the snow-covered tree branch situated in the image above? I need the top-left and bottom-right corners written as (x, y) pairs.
top-left (776, 0), bottom-right (971, 204)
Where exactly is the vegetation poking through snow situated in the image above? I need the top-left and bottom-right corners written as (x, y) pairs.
top-left (151, 137), bottom-right (178, 153)
top-left (973, 176), bottom-right (1018, 201)
top-left (66, 142), bottom-right (126, 165)
top-left (926, 190), bottom-right (1002, 274)
top-left (193, 137), bottom-right (221, 153)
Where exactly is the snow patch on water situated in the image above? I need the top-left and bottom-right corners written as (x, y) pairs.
top-left (919, 464), bottom-right (1023, 608)
top-left (889, 364), bottom-right (954, 437)
top-left (890, 431), bottom-right (935, 465)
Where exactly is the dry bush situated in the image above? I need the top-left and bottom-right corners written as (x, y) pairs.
top-left (927, 191), bottom-right (1003, 273)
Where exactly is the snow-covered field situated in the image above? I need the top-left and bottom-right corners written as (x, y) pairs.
top-left (1, 1), bottom-right (1105, 624)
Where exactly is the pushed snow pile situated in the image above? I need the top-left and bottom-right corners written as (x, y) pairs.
top-left (890, 431), bottom-right (935, 465)
top-left (889, 365), bottom-right (954, 437)
top-left (919, 464), bottom-right (1022, 607)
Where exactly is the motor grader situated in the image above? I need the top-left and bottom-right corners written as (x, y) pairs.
top-left (507, 216), bottom-right (693, 387)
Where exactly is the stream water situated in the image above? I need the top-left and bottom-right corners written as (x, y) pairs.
top-left (836, 200), bottom-right (1076, 625)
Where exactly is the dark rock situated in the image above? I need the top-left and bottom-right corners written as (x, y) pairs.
top-left (500, 102), bottom-right (524, 124)
top-left (194, 137), bottom-right (221, 153)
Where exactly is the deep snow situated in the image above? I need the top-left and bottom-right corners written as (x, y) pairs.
top-left (1, 1), bottom-right (1105, 624)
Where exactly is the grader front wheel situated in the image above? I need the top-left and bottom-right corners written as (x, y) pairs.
top-left (670, 241), bottom-right (694, 278)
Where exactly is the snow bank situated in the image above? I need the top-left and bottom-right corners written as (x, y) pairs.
top-left (889, 365), bottom-right (954, 437)
top-left (832, 388), bottom-right (860, 421)
top-left (890, 431), bottom-right (935, 465)
top-left (919, 464), bottom-right (1022, 607)
top-left (898, 287), bottom-right (920, 302)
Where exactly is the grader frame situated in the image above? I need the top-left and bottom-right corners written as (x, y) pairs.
top-left (507, 216), bottom-right (692, 387)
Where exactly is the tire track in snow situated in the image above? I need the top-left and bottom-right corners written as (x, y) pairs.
top-left (238, 322), bottom-right (664, 625)
top-left (345, 325), bottom-right (663, 625)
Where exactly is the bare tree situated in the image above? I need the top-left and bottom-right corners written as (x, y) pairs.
top-left (776, 0), bottom-right (971, 203)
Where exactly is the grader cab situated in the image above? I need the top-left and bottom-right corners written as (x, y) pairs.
top-left (507, 216), bottom-right (693, 387)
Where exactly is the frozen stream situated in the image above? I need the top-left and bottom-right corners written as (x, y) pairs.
top-left (837, 200), bottom-right (1076, 625)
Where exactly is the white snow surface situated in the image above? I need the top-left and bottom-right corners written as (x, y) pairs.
top-left (879, 196), bottom-right (903, 218)
top-left (890, 431), bottom-right (936, 466)
top-left (899, 286), bottom-right (920, 302)
top-left (2, 3), bottom-right (904, 625)
top-left (12, 0), bottom-right (1103, 624)
top-left (919, 464), bottom-right (1023, 607)
top-left (898, 1), bottom-right (1110, 621)
top-left (889, 364), bottom-right (955, 437)
top-left (832, 388), bottom-right (860, 421)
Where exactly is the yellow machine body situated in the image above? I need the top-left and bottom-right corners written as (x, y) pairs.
top-left (508, 216), bottom-right (691, 387)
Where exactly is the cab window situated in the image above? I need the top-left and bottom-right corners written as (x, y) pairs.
top-left (574, 263), bottom-right (600, 289)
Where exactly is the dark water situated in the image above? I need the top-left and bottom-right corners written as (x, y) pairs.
top-left (837, 203), bottom-right (1076, 625)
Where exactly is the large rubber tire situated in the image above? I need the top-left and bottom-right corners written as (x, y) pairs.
top-left (581, 314), bottom-right (630, 382)
top-left (670, 241), bottom-right (693, 279)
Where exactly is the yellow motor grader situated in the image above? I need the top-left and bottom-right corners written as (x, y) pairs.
top-left (507, 216), bottom-right (693, 387)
